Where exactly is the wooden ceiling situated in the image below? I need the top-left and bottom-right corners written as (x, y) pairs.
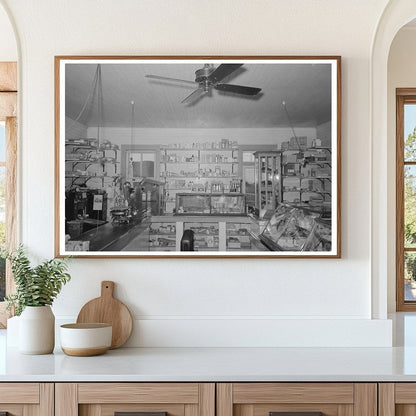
top-left (64, 60), bottom-right (333, 129)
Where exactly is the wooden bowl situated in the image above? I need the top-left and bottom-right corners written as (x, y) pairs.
top-left (60, 323), bottom-right (112, 356)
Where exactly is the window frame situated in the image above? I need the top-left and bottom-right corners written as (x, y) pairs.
top-left (126, 149), bottom-right (157, 181)
top-left (0, 62), bottom-right (17, 326)
top-left (396, 89), bottom-right (416, 311)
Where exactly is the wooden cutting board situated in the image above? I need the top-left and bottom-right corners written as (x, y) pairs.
top-left (76, 281), bottom-right (133, 349)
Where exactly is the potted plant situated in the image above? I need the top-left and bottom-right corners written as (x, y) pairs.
top-left (4, 246), bottom-right (71, 354)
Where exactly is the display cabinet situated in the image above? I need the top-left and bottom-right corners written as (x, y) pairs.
top-left (226, 222), bottom-right (253, 250)
top-left (160, 140), bottom-right (241, 213)
top-left (148, 215), bottom-right (259, 251)
top-left (149, 222), bottom-right (177, 251)
top-left (176, 193), bottom-right (245, 216)
top-left (184, 222), bottom-right (219, 251)
top-left (254, 151), bottom-right (282, 218)
top-left (211, 194), bottom-right (245, 215)
top-left (281, 147), bottom-right (331, 207)
top-left (259, 203), bottom-right (331, 252)
top-left (176, 194), bottom-right (211, 215)
top-left (303, 217), bottom-right (332, 251)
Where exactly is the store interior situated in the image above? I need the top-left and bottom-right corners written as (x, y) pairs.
top-left (63, 61), bottom-right (334, 253)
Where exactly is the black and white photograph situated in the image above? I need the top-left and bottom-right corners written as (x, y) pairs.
top-left (56, 57), bottom-right (341, 257)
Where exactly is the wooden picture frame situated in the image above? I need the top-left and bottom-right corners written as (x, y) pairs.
top-left (55, 56), bottom-right (341, 258)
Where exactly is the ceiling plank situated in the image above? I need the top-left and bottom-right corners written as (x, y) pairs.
top-left (0, 62), bottom-right (17, 92)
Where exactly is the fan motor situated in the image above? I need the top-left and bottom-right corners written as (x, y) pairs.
top-left (195, 64), bottom-right (215, 84)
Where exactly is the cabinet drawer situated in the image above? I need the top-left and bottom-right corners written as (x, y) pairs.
top-left (217, 383), bottom-right (376, 416)
top-left (379, 383), bottom-right (416, 415)
top-left (0, 383), bottom-right (53, 415)
top-left (56, 383), bottom-right (215, 416)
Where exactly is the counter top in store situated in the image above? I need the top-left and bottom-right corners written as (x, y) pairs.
top-left (151, 215), bottom-right (255, 223)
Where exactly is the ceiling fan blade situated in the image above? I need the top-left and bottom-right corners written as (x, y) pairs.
top-left (145, 74), bottom-right (197, 85)
top-left (207, 64), bottom-right (243, 84)
top-left (181, 88), bottom-right (206, 104)
top-left (215, 83), bottom-right (261, 96)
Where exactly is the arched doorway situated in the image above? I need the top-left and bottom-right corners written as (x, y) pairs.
top-left (371, 1), bottom-right (416, 318)
top-left (0, 0), bottom-right (18, 326)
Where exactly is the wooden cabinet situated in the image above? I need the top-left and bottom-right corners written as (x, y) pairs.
top-left (55, 383), bottom-right (215, 416)
top-left (2, 380), bottom-right (415, 416)
top-left (217, 383), bottom-right (377, 416)
top-left (0, 383), bottom-right (53, 415)
top-left (379, 383), bottom-right (416, 416)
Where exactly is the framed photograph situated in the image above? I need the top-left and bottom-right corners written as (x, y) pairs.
top-left (55, 56), bottom-right (341, 258)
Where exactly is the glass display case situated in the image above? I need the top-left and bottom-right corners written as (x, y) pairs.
top-left (175, 193), bottom-right (245, 215)
top-left (184, 222), bottom-right (219, 251)
top-left (226, 222), bottom-right (253, 250)
top-left (211, 194), bottom-right (245, 215)
top-left (259, 204), bottom-right (331, 251)
top-left (303, 218), bottom-right (332, 251)
top-left (176, 193), bottom-right (211, 215)
top-left (254, 151), bottom-right (282, 218)
top-left (149, 222), bottom-right (176, 251)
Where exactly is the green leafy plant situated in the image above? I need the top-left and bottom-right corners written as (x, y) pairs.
top-left (4, 246), bottom-right (71, 316)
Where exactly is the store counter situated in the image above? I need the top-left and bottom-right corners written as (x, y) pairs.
top-left (71, 220), bottom-right (144, 251)
top-left (149, 215), bottom-right (267, 252)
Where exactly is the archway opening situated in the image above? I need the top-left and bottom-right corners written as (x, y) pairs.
top-left (0, 1), bottom-right (18, 327)
top-left (387, 19), bottom-right (416, 313)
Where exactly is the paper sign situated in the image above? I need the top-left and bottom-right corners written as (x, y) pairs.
top-left (93, 194), bottom-right (103, 211)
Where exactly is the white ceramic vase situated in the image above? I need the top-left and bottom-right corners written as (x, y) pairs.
top-left (19, 306), bottom-right (55, 354)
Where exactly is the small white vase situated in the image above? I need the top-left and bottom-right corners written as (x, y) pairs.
top-left (19, 306), bottom-right (55, 354)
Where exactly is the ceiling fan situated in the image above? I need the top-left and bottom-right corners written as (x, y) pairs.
top-left (145, 63), bottom-right (261, 105)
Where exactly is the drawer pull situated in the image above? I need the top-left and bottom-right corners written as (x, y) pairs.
top-left (270, 413), bottom-right (323, 416)
top-left (115, 412), bottom-right (168, 416)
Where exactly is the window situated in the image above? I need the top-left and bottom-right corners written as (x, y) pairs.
top-left (0, 122), bottom-right (6, 299)
top-left (0, 62), bottom-right (17, 326)
top-left (397, 89), bottom-right (416, 310)
top-left (126, 150), bottom-right (156, 181)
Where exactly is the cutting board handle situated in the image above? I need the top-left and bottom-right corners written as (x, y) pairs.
top-left (101, 281), bottom-right (115, 298)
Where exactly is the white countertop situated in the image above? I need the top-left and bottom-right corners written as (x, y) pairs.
top-left (2, 313), bottom-right (416, 382)
top-left (3, 345), bottom-right (416, 382)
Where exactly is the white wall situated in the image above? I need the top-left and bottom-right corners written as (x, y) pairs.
top-left (317, 121), bottom-right (331, 147)
top-left (0, 3), bottom-right (16, 61)
top-left (86, 127), bottom-right (317, 147)
top-left (0, 0), bottom-right (393, 347)
top-left (387, 26), bottom-right (416, 312)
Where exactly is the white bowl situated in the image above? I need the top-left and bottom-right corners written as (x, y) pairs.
top-left (60, 323), bottom-right (112, 356)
